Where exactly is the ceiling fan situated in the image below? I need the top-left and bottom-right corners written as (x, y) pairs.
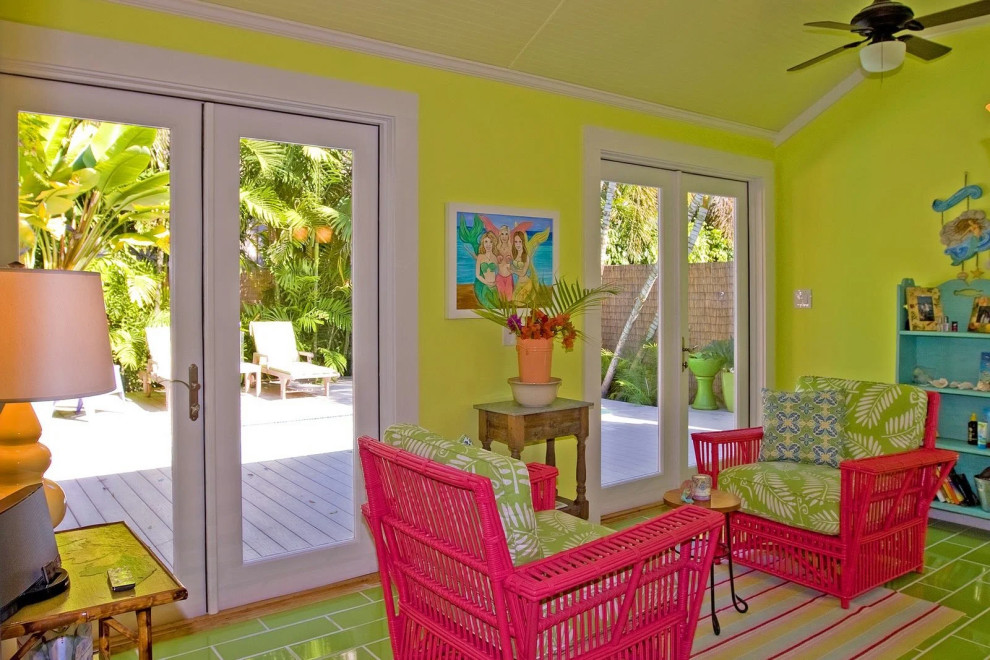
top-left (788, 0), bottom-right (990, 72)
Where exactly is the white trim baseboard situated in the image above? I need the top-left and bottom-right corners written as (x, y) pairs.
top-left (105, 0), bottom-right (777, 141)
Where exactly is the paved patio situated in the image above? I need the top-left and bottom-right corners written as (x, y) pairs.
top-left (42, 380), bottom-right (733, 569)
top-left (601, 399), bottom-right (736, 486)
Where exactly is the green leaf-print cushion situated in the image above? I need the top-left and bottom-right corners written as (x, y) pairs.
top-left (759, 389), bottom-right (847, 468)
top-left (382, 424), bottom-right (543, 566)
top-left (535, 510), bottom-right (613, 557)
top-left (796, 376), bottom-right (928, 459)
top-left (719, 462), bottom-right (841, 535)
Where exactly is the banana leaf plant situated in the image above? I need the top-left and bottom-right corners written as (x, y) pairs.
top-left (17, 114), bottom-right (170, 270)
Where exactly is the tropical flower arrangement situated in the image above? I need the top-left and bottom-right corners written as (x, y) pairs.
top-left (475, 278), bottom-right (616, 351)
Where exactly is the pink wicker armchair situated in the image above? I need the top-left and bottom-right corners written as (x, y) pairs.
top-left (693, 390), bottom-right (957, 608)
top-left (359, 436), bottom-right (724, 659)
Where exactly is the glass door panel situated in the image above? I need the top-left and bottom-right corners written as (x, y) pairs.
top-left (598, 161), bottom-right (680, 513)
top-left (209, 104), bottom-right (379, 609)
top-left (682, 173), bottom-right (749, 464)
top-left (237, 137), bottom-right (356, 562)
top-left (0, 75), bottom-right (205, 617)
top-left (596, 163), bottom-right (750, 515)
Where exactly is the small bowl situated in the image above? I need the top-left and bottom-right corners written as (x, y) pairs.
top-left (508, 377), bottom-right (562, 408)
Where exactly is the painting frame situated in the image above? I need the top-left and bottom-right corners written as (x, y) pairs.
top-left (970, 296), bottom-right (990, 333)
top-left (446, 203), bottom-right (560, 319)
top-left (905, 286), bottom-right (943, 331)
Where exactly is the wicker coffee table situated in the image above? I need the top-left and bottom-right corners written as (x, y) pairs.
top-left (663, 488), bottom-right (749, 635)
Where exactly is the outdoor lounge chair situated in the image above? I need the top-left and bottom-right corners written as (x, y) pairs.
top-left (141, 326), bottom-right (172, 409)
top-left (249, 321), bottom-right (340, 399)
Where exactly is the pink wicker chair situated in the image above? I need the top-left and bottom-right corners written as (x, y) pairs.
top-left (359, 436), bottom-right (724, 659)
top-left (693, 391), bottom-right (957, 608)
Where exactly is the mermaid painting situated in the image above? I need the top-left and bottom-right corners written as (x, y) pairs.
top-left (450, 207), bottom-right (557, 318)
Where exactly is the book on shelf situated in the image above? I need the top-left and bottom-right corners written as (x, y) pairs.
top-left (935, 469), bottom-right (980, 507)
top-left (957, 473), bottom-right (980, 506)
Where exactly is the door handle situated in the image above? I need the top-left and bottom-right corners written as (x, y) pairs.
top-left (681, 338), bottom-right (691, 371)
top-left (171, 364), bottom-right (202, 421)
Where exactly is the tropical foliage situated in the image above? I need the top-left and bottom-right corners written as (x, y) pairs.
top-left (599, 180), bottom-right (737, 404)
top-left (18, 114), bottom-right (170, 389)
top-left (474, 278), bottom-right (616, 351)
top-left (238, 138), bottom-right (354, 374)
top-left (17, 114), bottom-right (355, 390)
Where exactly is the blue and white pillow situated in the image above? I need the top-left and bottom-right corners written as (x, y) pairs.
top-left (759, 389), bottom-right (847, 468)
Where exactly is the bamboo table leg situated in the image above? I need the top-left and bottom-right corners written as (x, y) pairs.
top-left (98, 619), bottom-right (112, 659)
top-left (10, 633), bottom-right (43, 660)
top-left (137, 608), bottom-right (153, 660)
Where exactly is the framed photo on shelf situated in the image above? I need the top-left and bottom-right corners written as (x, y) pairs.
top-left (970, 296), bottom-right (990, 333)
top-left (905, 286), bottom-right (942, 331)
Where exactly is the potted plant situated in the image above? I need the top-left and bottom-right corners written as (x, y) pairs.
top-left (687, 342), bottom-right (727, 411)
top-left (475, 278), bottom-right (615, 406)
top-left (700, 338), bottom-right (734, 412)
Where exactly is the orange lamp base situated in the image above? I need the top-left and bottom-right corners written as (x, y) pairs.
top-left (0, 402), bottom-right (66, 526)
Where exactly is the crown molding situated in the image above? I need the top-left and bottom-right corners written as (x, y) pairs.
top-left (106, 0), bottom-right (777, 141)
top-left (774, 69), bottom-right (865, 146)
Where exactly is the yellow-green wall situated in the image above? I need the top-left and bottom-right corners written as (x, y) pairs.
top-left (0, 0), bottom-right (774, 496)
top-left (775, 24), bottom-right (990, 389)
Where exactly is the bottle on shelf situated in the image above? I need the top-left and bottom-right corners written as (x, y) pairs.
top-left (969, 413), bottom-right (979, 446)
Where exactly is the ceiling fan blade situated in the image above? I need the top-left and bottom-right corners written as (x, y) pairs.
top-left (914, 0), bottom-right (990, 28)
top-left (899, 34), bottom-right (953, 60)
top-left (805, 20), bottom-right (861, 31)
top-left (787, 40), bottom-right (868, 71)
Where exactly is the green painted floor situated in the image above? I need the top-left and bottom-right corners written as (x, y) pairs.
top-left (115, 509), bottom-right (990, 660)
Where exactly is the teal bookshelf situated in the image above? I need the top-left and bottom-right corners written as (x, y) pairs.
top-left (897, 278), bottom-right (990, 524)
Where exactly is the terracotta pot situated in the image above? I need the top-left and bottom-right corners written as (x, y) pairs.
top-left (516, 337), bottom-right (554, 383)
top-left (292, 227), bottom-right (309, 242)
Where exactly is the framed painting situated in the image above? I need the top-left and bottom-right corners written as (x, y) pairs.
top-left (446, 204), bottom-right (559, 319)
top-left (905, 286), bottom-right (942, 331)
top-left (970, 296), bottom-right (990, 333)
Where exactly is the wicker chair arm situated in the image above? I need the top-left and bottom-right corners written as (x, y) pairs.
top-left (692, 427), bottom-right (763, 487)
top-left (839, 448), bottom-right (958, 540)
top-left (526, 463), bottom-right (558, 511)
top-left (504, 507), bottom-right (722, 601)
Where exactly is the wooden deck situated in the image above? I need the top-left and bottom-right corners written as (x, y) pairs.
top-left (55, 451), bottom-right (354, 569)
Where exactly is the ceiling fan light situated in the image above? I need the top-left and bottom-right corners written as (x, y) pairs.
top-left (860, 40), bottom-right (907, 73)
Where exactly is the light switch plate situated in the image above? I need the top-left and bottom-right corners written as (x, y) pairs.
top-left (794, 289), bottom-right (812, 309)
top-left (502, 328), bottom-right (516, 346)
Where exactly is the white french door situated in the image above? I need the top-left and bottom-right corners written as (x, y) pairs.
top-left (0, 75), bottom-right (206, 618)
top-left (2, 75), bottom-right (382, 615)
top-left (596, 161), bottom-right (750, 514)
top-left (207, 105), bottom-right (379, 609)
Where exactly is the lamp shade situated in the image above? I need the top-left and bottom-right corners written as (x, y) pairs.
top-left (0, 269), bottom-right (115, 402)
top-left (860, 40), bottom-right (906, 73)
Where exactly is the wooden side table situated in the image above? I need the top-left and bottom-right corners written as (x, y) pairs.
top-left (663, 488), bottom-right (748, 635)
top-left (475, 398), bottom-right (593, 519)
top-left (2, 521), bottom-right (187, 660)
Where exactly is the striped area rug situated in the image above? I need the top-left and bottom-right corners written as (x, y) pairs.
top-left (691, 565), bottom-right (963, 659)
